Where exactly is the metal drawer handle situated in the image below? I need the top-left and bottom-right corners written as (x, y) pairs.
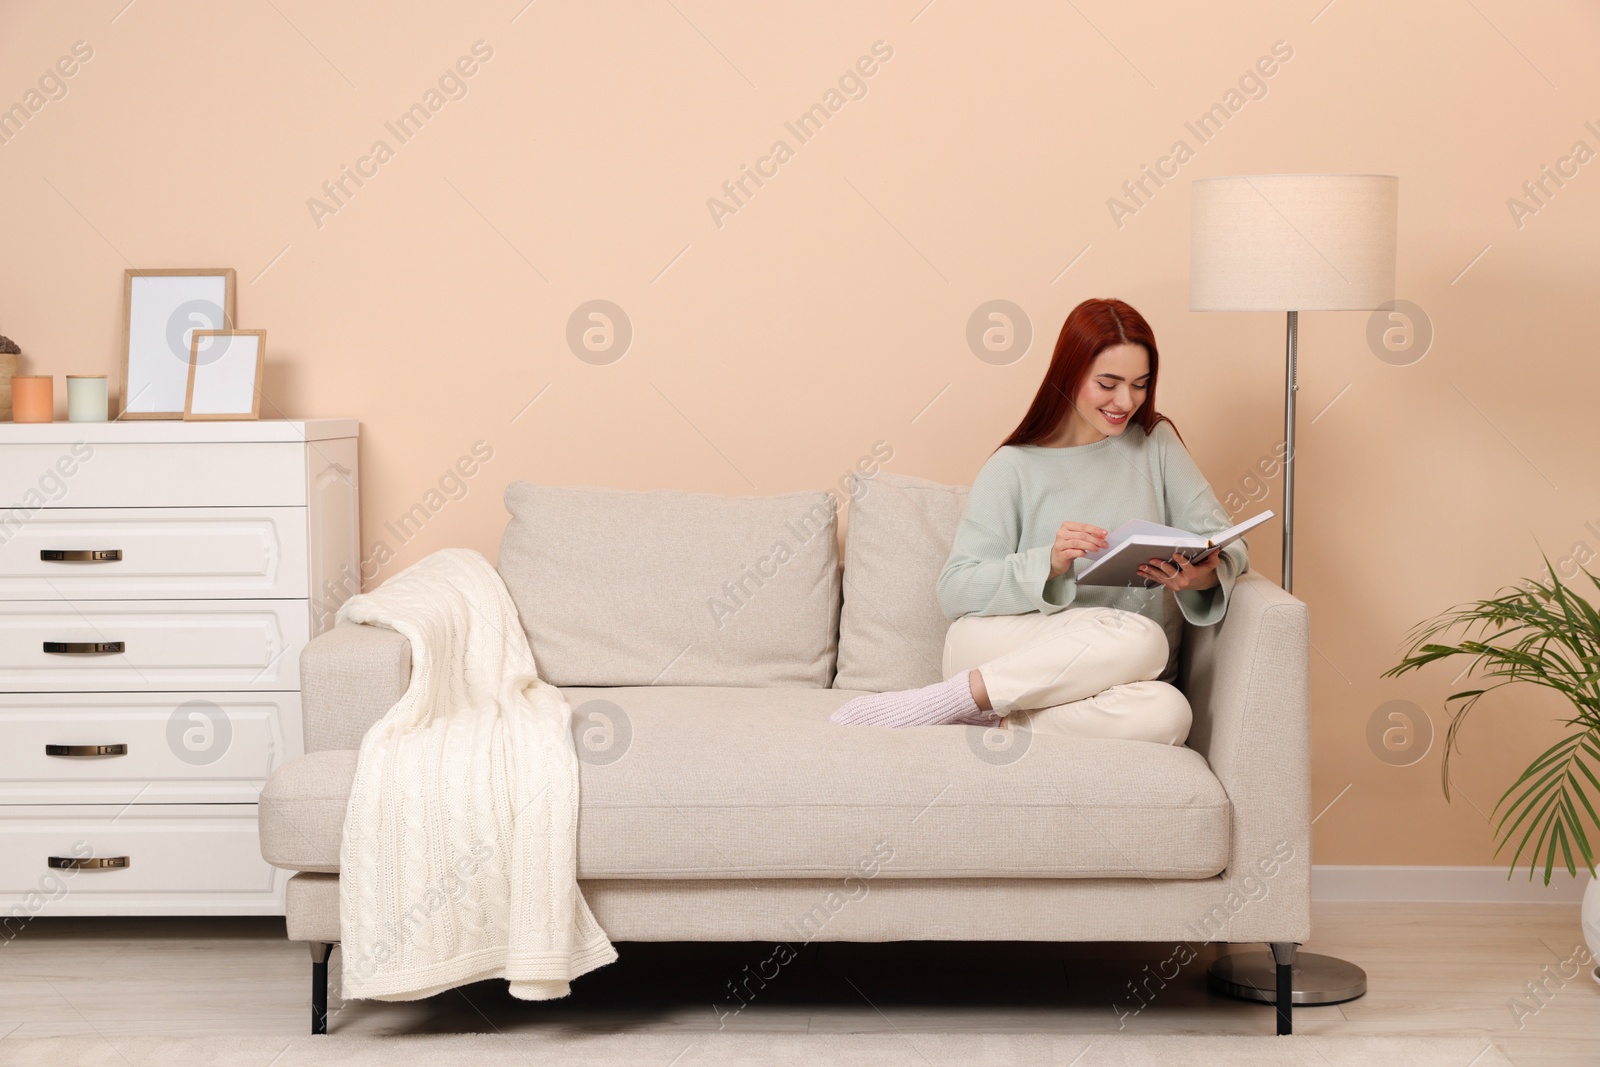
top-left (45, 744), bottom-right (128, 758)
top-left (43, 641), bottom-right (125, 655)
top-left (40, 550), bottom-right (122, 562)
top-left (48, 856), bottom-right (130, 870)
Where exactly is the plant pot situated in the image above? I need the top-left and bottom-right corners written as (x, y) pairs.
top-left (0, 352), bottom-right (16, 421)
top-left (1585, 876), bottom-right (1600, 986)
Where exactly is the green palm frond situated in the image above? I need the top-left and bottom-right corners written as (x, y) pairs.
top-left (1383, 553), bottom-right (1600, 885)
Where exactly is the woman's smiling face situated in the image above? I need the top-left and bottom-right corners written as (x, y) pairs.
top-left (1055, 343), bottom-right (1150, 444)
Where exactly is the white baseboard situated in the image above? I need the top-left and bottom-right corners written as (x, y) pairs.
top-left (1313, 865), bottom-right (1593, 903)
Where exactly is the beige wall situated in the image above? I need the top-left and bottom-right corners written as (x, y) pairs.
top-left (3, 1), bottom-right (1598, 869)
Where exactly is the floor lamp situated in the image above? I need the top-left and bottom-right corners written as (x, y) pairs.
top-left (1189, 173), bottom-right (1399, 1007)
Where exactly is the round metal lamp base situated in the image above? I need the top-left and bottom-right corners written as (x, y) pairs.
top-left (1207, 951), bottom-right (1367, 1006)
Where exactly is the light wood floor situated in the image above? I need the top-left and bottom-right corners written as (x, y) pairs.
top-left (2, 903), bottom-right (1594, 1065)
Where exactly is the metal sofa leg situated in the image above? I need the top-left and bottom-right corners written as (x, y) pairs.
top-left (310, 941), bottom-right (335, 1035)
top-left (1269, 942), bottom-right (1297, 1035)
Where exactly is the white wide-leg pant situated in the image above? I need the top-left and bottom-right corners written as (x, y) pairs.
top-left (941, 606), bottom-right (1193, 746)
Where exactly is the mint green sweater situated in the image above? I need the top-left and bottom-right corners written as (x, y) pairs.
top-left (936, 420), bottom-right (1249, 633)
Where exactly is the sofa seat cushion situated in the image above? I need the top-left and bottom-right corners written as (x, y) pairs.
top-left (569, 685), bottom-right (1229, 878)
top-left (262, 686), bottom-right (1230, 880)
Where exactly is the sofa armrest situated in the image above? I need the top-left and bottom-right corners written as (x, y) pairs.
top-left (300, 622), bottom-right (411, 752)
top-left (1179, 569), bottom-right (1312, 942)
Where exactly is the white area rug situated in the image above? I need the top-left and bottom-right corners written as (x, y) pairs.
top-left (0, 1033), bottom-right (1513, 1066)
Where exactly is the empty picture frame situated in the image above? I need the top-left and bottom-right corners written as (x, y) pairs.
top-left (184, 330), bottom-right (265, 421)
top-left (121, 268), bottom-right (237, 419)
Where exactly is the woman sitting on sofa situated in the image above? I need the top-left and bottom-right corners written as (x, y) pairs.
top-left (830, 297), bottom-right (1247, 745)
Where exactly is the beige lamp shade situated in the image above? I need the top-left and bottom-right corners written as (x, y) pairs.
top-left (1190, 174), bottom-right (1398, 312)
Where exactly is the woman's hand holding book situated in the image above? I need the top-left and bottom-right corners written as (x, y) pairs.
top-left (1138, 551), bottom-right (1222, 592)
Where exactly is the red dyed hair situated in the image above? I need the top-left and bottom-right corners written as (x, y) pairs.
top-left (997, 298), bottom-right (1181, 450)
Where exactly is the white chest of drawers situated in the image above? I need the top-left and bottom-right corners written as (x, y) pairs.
top-left (0, 420), bottom-right (358, 917)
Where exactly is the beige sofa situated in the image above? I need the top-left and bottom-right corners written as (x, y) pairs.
top-left (259, 472), bottom-right (1312, 1034)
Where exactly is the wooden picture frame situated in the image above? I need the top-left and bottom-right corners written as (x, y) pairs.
top-left (184, 329), bottom-right (264, 421)
top-left (120, 268), bottom-right (236, 419)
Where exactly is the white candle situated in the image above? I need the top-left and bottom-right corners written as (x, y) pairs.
top-left (66, 375), bottom-right (108, 422)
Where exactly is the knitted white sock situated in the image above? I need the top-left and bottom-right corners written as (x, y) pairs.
top-left (829, 673), bottom-right (993, 728)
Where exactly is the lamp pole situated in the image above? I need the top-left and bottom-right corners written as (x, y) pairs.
top-left (1208, 307), bottom-right (1367, 1016)
top-left (1283, 310), bottom-right (1297, 592)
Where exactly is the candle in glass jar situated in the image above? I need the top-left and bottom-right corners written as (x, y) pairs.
top-left (12, 376), bottom-right (53, 423)
top-left (66, 375), bottom-right (109, 422)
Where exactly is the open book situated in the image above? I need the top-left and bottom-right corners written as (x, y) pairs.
top-left (1075, 511), bottom-right (1274, 588)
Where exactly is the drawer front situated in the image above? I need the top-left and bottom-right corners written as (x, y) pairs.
top-left (0, 805), bottom-right (284, 913)
top-left (0, 507), bottom-right (308, 600)
top-left (0, 441), bottom-right (307, 508)
top-left (0, 692), bottom-right (302, 804)
top-left (0, 599), bottom-right (307, 691)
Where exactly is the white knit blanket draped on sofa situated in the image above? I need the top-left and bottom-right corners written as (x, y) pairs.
top-left (335, 548), bottom-right (616, 1001)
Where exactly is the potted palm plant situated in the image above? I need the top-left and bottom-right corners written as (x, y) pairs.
top-left (1385, 555), bottom-right (1600, 980)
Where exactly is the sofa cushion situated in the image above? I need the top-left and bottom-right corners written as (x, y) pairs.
top-left (835, 472), bottom-right (969, 692)
top-left (835, 471), bottom-right (1183, 692)
top-left (498, 483), bottom-right (842, 687)
top-left (260, 686), bottom-right (1230, 881)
